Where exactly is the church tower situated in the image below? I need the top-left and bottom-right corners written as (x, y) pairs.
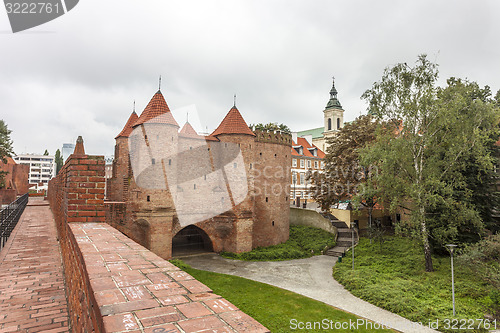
top-left (322, 77), bottom-right (344, 150)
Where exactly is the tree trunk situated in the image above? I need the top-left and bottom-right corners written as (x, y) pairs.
top-left (368, 205), bottom-right (373, 243)
top-left (420, 208), bottom-right (434, 272)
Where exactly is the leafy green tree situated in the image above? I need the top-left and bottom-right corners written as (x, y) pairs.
top-left (55, 149), bottom-right (63, 175)
top-left (361, 55), bottom-right (500, 272)
top-left (43, 149), bottom-right (49, 155)
top-left (429, 78), bottom-right (500, 241)
top-left (308, 115), bottom-right (383, 221)
top-left (249, 122), bottom-right (291, 134)
top-left (0, 120), bottom-right (14, 188)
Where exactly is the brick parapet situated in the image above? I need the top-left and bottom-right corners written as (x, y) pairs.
top-left (68, 222), bottom-right (269, 332)
top-left (253, 129), bottom-right (292, 146)
top-left (48, 150), bottom-right (107, 331)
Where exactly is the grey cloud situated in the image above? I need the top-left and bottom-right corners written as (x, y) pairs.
top-left (1, 0), bottom-right (499, 157)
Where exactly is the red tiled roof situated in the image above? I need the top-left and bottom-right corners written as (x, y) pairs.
top-left (211, 106), bottom-right (256, 137)
top-left (179, 122), bottom-right (201, 138)
top-left (134, 90), bottom-right (179, 127)
top-left (115, 111), bottom-right (139, 139)
top-left (204, 135), bottom-right (219, 142)
top-left (291, 137), bottom-right (325, 159)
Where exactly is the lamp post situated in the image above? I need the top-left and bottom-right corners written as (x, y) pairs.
top-left (292, 173), bottom-right (296, 205)
top-left (446, 244), bottom-right (457, 316)
top-left (351, 221), bottom-right (356, 270)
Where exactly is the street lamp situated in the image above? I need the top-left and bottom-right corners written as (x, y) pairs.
top-left (446, 244), bottom-right (457, 316)
top-left (292, 173), bottom-right (296, 206)
top-left (351, 221), bottom-right (357, 270)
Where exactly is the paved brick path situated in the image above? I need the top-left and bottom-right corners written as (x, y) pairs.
top-left (0, 199), bottom-right (70, 332)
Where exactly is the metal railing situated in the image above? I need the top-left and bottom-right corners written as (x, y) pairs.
top-left (0, 193), bottom-right (29, 251)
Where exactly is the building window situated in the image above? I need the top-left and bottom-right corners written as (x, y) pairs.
top-left (300, 173), bottom-right (305, 184)
top-left (314, 161), bottom-right (318, 168)
top-left (266, 197), bottom-right (268, 202)
top-left (307, 160), bottom-right (311, 168)
top-left (272, 221), bottom-right (275, 226)
top-left (300, 159), bottom-right (304, 168)
top-left (168, 159), bottom-right (172, 165)
top-left (292, 172), bottom-right (297, 184)
top-left (234, 163), bottom-right (237, 168)
top-left (292, 159), bottom-right (297, 167)
top-left (151, 158), bottom-right (155, 165)
top-left (147, 195), bottom-right (150, 202)
top-left (337, 118), bottom-right (341, 129)
top-left (328, 118), bottom-right (332, 130)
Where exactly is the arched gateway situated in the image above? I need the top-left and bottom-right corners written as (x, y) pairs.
top-left (172, 225), bottom-right (213, 256)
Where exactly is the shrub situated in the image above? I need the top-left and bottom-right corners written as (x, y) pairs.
top-left (221, 225), bottom-right (335, 261)
top-left (333, 236), bottom-right (493, 332)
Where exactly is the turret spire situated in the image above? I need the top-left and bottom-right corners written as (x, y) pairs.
top-left (326, 76), bottom-right (342, 109)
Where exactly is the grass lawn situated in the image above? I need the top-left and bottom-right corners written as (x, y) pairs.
top-left (171, 260), bottom-right (394, 333)
top-left (333, 236), bottom-right (496, 333)
top-left (221, 225), bottom-right (336, 261)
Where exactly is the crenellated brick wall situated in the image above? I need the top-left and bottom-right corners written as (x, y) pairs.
top-left (48, 137), bottom-right (269, 332)
top-left (48, 139), bottom-right (106, 332)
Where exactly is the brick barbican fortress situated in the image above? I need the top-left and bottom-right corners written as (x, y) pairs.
top-left (105, 89), bottom-right (292, 259)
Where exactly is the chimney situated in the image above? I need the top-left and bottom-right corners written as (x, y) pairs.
top-left (291, 132), bottom-right (297, 144)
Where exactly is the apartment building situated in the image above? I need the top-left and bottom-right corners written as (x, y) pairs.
top-left (13, 154), bottom-right (56, 190)
top-left (290, 133), bottom-right (325, 202)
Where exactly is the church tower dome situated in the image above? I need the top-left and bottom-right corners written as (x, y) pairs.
top-left (323, 77), bottom-right (345, 150)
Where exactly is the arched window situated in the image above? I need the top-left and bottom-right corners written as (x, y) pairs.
top-left (328, 118), bottom-right (332, 130)
top-left (337, 118), bottom-right (341, 129)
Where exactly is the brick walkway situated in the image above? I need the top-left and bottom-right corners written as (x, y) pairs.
top-left (0, 199), bottom-right (70, 332)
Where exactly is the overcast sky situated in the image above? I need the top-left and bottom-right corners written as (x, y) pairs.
top-left (1, 0), bottom-right (499, 157)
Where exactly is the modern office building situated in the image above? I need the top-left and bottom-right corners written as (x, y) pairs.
top-left (62, 143), bottom-right (76, 162)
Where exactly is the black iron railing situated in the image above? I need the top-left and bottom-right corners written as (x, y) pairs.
top-left (0, 193), bottom-right (29, 251)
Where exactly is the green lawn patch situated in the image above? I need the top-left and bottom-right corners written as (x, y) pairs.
top-left (221, 225), bottom-right (335, 261)
top-left (170, 260), bottom-right (394, 333)
top-left (333, 236), bottom-right (496, 333)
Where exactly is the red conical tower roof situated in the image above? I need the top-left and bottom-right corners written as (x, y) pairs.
top-left (134, 90), bottom-right (179, 127)
top-left (211, 106), bottom-right (255, 137)
top-left (179, 122), bottom-right (201, 138)
top-left (115, 111), bottom-right (139, 139)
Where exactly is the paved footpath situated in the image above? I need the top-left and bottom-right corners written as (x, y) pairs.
top-left (182, 254), bottom-right (440, 333)
top-left (0, 199), bottom-right (70, 332)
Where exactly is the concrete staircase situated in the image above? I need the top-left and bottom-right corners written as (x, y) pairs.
top-left (321, 213), bottom-right (358, 257)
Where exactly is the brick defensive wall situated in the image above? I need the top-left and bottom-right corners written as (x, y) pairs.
top-left (48, 136), bottom-right (269, 332)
